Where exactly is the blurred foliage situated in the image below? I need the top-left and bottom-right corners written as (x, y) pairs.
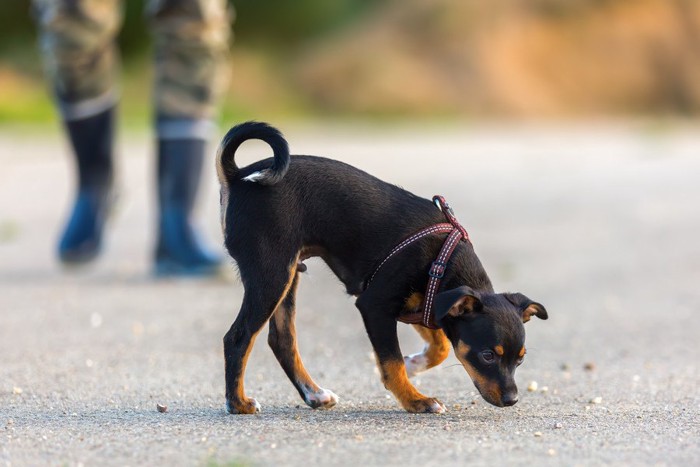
top-left (233, 0), bottom-right (376, 49)
top-left (1, 0), bottom-right (700, 123)
top-left (0, 0), bottom-right (379, 125)
top-left (0, 0), bottom-right (377, 59)
top-left (291, 0), bottom-right (700, 118)
top-left (0, 2), bottom-right (34, 45)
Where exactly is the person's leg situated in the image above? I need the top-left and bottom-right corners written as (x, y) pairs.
top-left (33, 0), bottom-right (122, 263)
top-left (146, 0), bottom-right (231, 276)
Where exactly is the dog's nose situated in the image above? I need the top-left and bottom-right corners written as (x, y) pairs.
top-left (502, 392), bottom-right (518, 406)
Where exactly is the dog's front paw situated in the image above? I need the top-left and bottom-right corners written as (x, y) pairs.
top-left (226, 397), bottom-right (261, 415)
top-left (404, 397), bottom-right (446, 414)
top-left (304, 388), bottom-right (339, 410)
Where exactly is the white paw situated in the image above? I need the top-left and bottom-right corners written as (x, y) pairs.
top-left (430, 400), bottom-right (446, 414)
top-left (404, 352), bottom-right (428, 378)
top-left (304, 387), bottom-right (339, 409)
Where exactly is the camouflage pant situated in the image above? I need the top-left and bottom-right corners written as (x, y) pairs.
top-left (33, 0), bottom-right (231, 137)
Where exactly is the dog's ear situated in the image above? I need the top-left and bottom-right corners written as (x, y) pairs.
top-left (505, 293), bottom-right (548, 323)
top-left (434, 286), bottom-right (482, 326)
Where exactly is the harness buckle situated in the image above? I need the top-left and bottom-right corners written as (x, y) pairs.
top-left (434, 196), bottom-right (456, 221)
top-left (428, 260), bottom-right (447, 279)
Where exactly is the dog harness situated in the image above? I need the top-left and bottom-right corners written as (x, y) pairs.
top-left (367, 196), bottom-right (470, 329)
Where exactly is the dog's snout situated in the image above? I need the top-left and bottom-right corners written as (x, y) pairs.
top-left (502, 391), bottom-right (519, 406)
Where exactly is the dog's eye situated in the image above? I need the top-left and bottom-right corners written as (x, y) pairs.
top-left (479, 350), bottom-right (496, 365)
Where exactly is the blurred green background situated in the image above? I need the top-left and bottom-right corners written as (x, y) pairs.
top-left (1, 0), bottom-right (700, 126)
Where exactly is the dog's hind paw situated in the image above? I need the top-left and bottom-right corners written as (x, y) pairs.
top-left (226, 397), bottom-right (261, 415)
top-left (304, 387), bottom-right (339, 410)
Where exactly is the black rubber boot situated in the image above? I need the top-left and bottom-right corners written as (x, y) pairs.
top-left (154, 139), bottom-right (221, 276)
top-left (58, 107), bottom-right (116, 264)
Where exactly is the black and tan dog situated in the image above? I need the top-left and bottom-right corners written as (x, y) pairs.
top-left (216, 122), bottom-right (547, 414)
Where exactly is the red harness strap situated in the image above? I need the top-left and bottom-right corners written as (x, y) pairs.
top-left (367, 196), bottom-right (470, 329)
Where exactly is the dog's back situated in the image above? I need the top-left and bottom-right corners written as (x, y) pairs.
top-left (217, 122), bottom-right (443, 293)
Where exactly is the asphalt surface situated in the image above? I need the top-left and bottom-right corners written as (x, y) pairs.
top-left (1, 123), bottom-right (699, 466)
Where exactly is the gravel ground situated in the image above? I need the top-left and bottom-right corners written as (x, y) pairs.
top-left (1, 123), bottom-right (699, 466)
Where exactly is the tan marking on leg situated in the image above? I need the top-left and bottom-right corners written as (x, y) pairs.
top-left (269, 263), bottom-right (338, 409)
top-left (271, 279), bottom-right (320, 393)
top-left (380, 360), bottom-right (445, 413)
top-left (415, 325), bottom-right (451, 366)
top-left (381, 360), bottom-right (425, 404)
top-left (229, 328), bottom-right (262, 414)
top-left (276, 254), bottom-right (301, 304)
top-left (232, 257), bottom-right (299, 414)
top-left (404, 325), bottom-right (450, 377)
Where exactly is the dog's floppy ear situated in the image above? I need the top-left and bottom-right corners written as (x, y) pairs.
top-left (434, 286), bottom-right (482, 326)
top-left (505, 293), bottom-right (548, 323)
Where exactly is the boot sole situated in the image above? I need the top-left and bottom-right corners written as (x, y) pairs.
top-left (58, 190), bottom-right (119, 267)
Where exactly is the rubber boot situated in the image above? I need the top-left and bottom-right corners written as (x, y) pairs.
top-left (58, 107), bottom-right (116, 264)
top-left (154, 139), bottom-right (221, 276)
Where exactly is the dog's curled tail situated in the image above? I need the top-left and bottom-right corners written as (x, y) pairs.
top-left (216, 121), bottom-right (290, 186)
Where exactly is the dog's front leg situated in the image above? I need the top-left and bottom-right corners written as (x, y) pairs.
top-left (357, 306), bottom-right (446, 414)
top-left (404, 325), bottom-right (451, 378)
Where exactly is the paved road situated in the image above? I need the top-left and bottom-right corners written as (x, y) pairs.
top-left (1, 124), bottom-right (699, 466)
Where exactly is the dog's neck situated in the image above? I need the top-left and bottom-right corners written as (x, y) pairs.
top-left (443, 242), bottom-right (494, 295)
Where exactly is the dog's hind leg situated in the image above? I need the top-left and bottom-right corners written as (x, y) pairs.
top-left (404, 325), bottom-right (451, 378)
top-left (268, 272), bottom-right (338, 409)
top-left (223, 255), bottom-right (298, 414)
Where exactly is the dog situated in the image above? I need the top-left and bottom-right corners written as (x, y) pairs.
top-left (216, 121), bottom-right (548, 414)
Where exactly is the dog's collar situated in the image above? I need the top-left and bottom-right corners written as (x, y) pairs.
top-left (367, 196), bottom-right (470, 329)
